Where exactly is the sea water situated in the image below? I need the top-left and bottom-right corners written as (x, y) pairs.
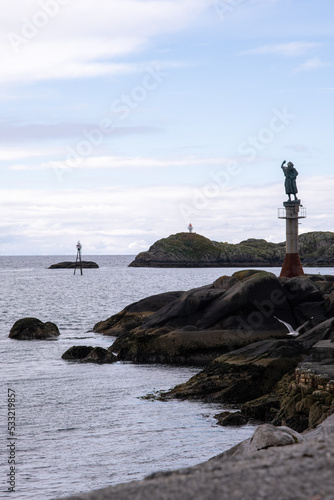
top-left (0, 257), bottom-right (332, 499)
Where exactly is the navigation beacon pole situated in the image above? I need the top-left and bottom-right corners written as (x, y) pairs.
top-left (74, 240), bottom-right (83, 275)
top-left (278, 161), bottom-right (306, 278)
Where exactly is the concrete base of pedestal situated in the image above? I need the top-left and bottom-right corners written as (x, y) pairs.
top-left (280, 253), bottom-right (304, 278)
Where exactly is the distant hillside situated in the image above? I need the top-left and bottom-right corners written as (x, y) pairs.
top-left (128, 231), bottom-right (334, 268)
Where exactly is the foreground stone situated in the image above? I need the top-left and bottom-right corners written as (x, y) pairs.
top-left (53, 415), bottom-right (334, 500)
top-left (48, 261), bottom-right (99, 269)
top-left (9, 317), bottom-right (60, 340)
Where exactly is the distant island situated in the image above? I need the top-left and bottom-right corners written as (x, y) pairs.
top-left (129, 231), bottom-right (334, 268)
top-left (48, 261), bottom-right (99, 269)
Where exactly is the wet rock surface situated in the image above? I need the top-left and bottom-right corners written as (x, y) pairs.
top-left (9, 317), bottom-right (60, 340)
top-left (62, 345), bottom-right (117, 363)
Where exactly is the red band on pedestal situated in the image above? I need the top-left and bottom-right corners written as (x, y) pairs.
top-left (280, 253), bottom-right (304, 278)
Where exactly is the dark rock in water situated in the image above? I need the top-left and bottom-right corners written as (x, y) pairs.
top-left (214, 411), bottom-right (247, 426)
top-left (61, 346), bottom-right (94, 359)
top-left (129, 231), bottom-right (334, 268)
top-left (48, 261), bottom-right (99, 269)
top-left (62, 345), bottom-right (117, 364)
top-left (9, 317), bottom-right (60, 340)
top-left (85, 346), bottom-right (117, 363)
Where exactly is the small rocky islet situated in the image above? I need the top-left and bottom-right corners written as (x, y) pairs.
top-left (48, 261), bottom-right (99, 269)
top-left (128, 230), bottom-right (334, 267)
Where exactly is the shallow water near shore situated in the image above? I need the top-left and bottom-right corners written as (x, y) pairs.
top-left (1, 256), bottom-right (333, 500)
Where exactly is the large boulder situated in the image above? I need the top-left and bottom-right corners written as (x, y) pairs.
top-left (219, 423), bottom-right (304, 458)
top-left (9, 317), bottom-right (60, 340)
top-left (93, 291), bottom-right (184, 336)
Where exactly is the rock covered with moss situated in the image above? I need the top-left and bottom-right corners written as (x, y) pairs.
top-left (128, 231), bottom-right (334, 268)
top-left (129, 232), bottom-right (285, 267)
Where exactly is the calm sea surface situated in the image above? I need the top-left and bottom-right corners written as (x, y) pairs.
top-left (1, 256), bottom-right (333, 499)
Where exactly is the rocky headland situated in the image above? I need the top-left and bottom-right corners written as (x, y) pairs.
top-left (129, 231), bottom-right (334, 267)
top-left (48, 261), bottom-right (99, 269)
top-left (91, 270), bottom-right (334, 432)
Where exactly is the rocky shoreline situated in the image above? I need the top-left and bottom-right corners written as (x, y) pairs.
top-left (57, 270), bottom-right (334, 500)
top-left (54, 414), bottom-right (334, 500)
top-left (88, 270), bottom-right (334, 432)
top-left (129, 231), bottom-right (334, 267)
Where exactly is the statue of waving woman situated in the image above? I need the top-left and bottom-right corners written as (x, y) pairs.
top-left (281, 161), bottom-right (298, 201)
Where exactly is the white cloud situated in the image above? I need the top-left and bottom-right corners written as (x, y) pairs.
top-left (293, 57), bottom-right (331, 73)
top-left (1, 0), bottom-right (211, 84)
top-left (0, 175), bottom-right (333, 254)
top-left (8, 155), bottom-right (237, 171)
top-left (241, 41), bottom-right (323, 57)
top-left (0, 147), bottom-right (57, 161)
top-left (128, 239), bottom-right (150, 251)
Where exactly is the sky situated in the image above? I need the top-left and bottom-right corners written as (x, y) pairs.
top-left (0, 0), bottom-right (333, 255)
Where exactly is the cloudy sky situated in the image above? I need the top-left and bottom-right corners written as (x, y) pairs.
top-left (1, 0), bottom-right (333, 255)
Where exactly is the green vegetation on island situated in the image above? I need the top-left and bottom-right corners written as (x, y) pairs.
top-left (129, 231), bottom-right (334, 267)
